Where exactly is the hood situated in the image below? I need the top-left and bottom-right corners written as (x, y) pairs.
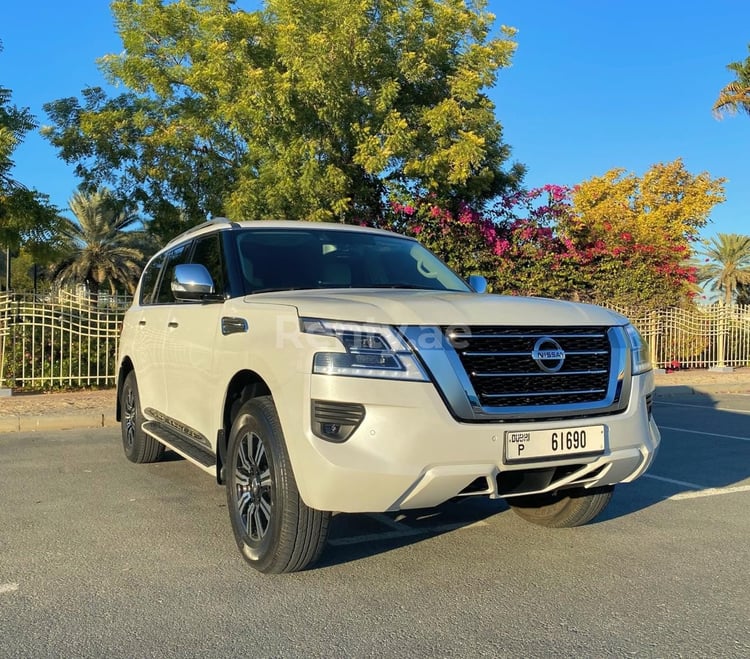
top-left (245, 289), bottom-right (628, 327)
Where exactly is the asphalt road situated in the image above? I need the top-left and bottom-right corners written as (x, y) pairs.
top-left (1, 393), bottom-right (749, 658)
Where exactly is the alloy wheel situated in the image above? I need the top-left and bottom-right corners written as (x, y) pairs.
top-left (233, 431), bottom-right (273, 542)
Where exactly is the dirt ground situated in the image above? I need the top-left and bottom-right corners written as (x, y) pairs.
top-left (0, 388), bottom-right (116, 417)
top-left (1, 367), bottom-right (749, 418)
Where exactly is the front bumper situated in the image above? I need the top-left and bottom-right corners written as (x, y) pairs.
top-left (284, 372), bottom-right (659, 513)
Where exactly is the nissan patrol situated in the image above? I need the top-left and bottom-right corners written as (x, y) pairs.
top-left (117, 219), bottom-right (660, 573)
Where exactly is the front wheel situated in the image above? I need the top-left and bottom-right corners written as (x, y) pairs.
top-left (226, 396), bottom-right (330, 574)
top-left (507, 485), bottom-right (614, 528)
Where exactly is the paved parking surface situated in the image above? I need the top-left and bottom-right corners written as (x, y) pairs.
top-left (1, 393), bottom-right (749, 657)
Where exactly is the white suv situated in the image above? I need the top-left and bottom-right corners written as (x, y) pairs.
top-left (117, 219), bottom-right (660, 573)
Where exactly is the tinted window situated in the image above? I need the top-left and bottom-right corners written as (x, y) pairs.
top-left (191, 233), bottom-right (226, 295)
top-left (234, 229), bottom-right (469, 293)
top-left (155, 243), bottom-right (191, 304)
top-left (139, 254), bottom-right (165, 305)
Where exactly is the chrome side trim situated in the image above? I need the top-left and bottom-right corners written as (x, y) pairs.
top-left (144, 407), bottom-right (212, 448)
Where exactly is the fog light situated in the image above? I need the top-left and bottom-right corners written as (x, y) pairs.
top-left (311, 400), bottom-right (365, 443)
top-left (322, 422), bottom-right (341, 436)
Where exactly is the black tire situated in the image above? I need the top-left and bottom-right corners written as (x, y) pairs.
top-left (507, 485), bottom-right (614, 528)
top-left (120, 371), bottom-right (164, 464)
top-left (226, 396), bottom-right (330, 574)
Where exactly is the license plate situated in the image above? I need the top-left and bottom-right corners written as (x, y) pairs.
top-left (504, 425), bottom-right (605, 462)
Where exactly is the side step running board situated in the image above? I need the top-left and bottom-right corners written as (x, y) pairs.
top-left (143, 421), bottom-right (216, 468)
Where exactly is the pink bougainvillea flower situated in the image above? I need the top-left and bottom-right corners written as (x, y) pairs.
top-left (493, 239), bottom-right (510, 256)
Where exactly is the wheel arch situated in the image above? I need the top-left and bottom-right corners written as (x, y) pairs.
top-left (217, 369), bottom-right (273, 484)
top-left (116, 357), bottom-right (135, 422)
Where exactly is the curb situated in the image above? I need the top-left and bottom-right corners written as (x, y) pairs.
top-left (0, 411), bottom-right (117, 434)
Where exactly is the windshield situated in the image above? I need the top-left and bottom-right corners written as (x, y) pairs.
top-left (234, 228), bottom-right (470, 294)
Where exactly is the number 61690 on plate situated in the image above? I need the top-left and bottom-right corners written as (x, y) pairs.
top-left (504, 425), bottom-right (605, 462)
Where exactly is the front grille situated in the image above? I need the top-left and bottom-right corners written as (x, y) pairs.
top-left (446, 326), bottom-right (612, 409)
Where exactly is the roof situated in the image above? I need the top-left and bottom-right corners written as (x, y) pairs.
top-left (164, 218), bottom-right (408, 249)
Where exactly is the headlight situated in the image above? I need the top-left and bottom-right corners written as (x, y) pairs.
top-left (624, 323), bottom-right (652, 375)
top-left (301, 318), bottom-right (429, 381)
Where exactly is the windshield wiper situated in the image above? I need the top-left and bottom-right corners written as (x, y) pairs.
top-left (366, 284), bottom-right (437, 290)
top-left (250, 287), bottom-right (314, 294)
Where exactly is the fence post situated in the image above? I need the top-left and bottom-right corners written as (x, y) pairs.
top-left (0, 296), bottom-right (6, 392)
top-left (715, 303), bottom-right (727, 369)
top-left (649, 310), bottom-right (659, 368)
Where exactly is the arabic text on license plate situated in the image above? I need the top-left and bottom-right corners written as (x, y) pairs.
top-left (504, 425), bottom-right (605, 462)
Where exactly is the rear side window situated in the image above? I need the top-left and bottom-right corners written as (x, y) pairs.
top-left (154, 243), bottom-right (191, 304)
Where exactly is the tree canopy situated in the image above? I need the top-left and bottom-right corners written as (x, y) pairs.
top-left (713, 43), bottom-right (750, 118)
top-left (562, 159), bottom-right (725, 307)
top-left (0, 42), bottom-right (63, 266)
top-left (51, 187), bottom-right (152, 295)
top-left (42, 0), bottom-right (524, 237)
top-left (697, 233), bottom-right (750, 306)
top-left (392, 160), bottom-right (725, 310)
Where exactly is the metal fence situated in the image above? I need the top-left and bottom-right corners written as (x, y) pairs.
top-left (0, 290), bottom-right (130, 390)
top-left (1, 291), bottom-right (749, 390)
top-left (609, 304), bottom-right (750, 369)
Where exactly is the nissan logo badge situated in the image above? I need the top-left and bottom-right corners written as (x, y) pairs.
top-left (532, 337), bottom-right (566, 373)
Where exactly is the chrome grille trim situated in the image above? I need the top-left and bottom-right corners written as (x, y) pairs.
top-left (448, 332), bottom-right (607, 340)
top-left (483, 388), bottom-right (608, 399)
top-left (464, 350), bottom-right (609, 358)
top-left (472, 369), bottom-right (608, 378)
top-left (401, 325), bottom-right (631, 422)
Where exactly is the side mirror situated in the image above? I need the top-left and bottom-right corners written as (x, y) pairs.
top-left (172, 263), bottom-right (216, 301)
top-left (468, 275), bottom-right (488, 294)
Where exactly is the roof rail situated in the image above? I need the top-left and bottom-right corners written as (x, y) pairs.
top-left (165, 217), bottom-right (240, 247)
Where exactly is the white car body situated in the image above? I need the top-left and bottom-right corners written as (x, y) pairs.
top-left (117, 219), bottom-right (660, 572)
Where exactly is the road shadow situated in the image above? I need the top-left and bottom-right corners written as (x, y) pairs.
top-left (318, 498), bottom-right (510, 569)
top-left (596, 390), bottom-right (750, 522)
top-left (135, 391), bottom-right (749, 567)
top-left (320, 391), bottom-right (750, 565)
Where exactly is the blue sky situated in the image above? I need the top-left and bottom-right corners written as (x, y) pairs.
top-left (2, 1), bottom-right (748, 241)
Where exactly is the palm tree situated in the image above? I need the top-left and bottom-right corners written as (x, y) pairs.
top-left (698, 233), bottom-right (750, 305)
top-left (52, 188), bottom-right (151, 296)
top-left (713, 45), bottom-right (750, 118)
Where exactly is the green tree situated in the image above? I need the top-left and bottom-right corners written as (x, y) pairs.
top-left (51, 188), bottom-right (152, 296)
top-left (390, 160), bottom-right (725, 310)
top-left (697, 233), bottom-right (750, 306)
top-left (0, 247), bottom-right (53, 292)
top-left (0, 42), bottom-right (64, 271)
top-left (564, 160), bottom-right (725, 308)
top-left (42, 0), bottom-right (523, 236)
top-left (713, 44), bottom-right (750, 118)
top-left (736, 282), bottom-right (750, 306)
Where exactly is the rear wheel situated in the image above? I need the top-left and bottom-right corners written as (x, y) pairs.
top-left (120, 371), bottom-right (164, 464)
top-left (507, 485), bottom-right (614, 528)
top-left (226, 396), bottom-right (330, 573)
